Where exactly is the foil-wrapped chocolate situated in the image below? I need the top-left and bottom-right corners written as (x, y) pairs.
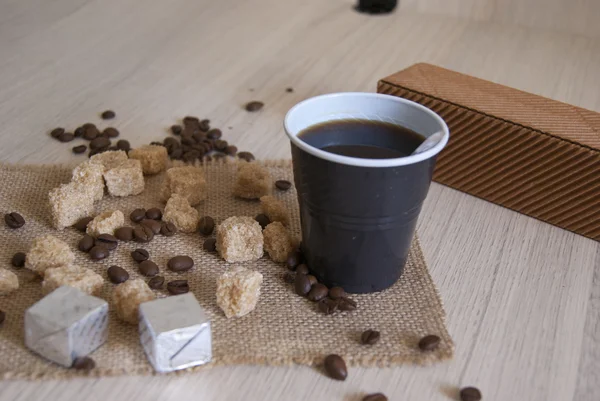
top-left (139, 293), bottom-right (212, 373)
top-left (24, 286), bottom-right (109, 367)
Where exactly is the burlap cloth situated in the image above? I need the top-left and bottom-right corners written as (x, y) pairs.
top-left (0, 161), bottom-right (453, 380)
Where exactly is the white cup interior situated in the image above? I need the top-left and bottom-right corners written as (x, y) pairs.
top-left (284, 92), bottom-right (449, 168)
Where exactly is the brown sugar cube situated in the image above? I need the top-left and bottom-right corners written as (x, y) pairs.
top-left (42, 265), bottom-right (104, 295)
top-left (89, 150), bottom-right (129, 171)
top-left (216, 216), bottom-right (264, 263)
top-left (259, 195), bottom-right (289, 226)
top-left (161, 166), bottom-right (207, 206)
top-left (0, 268), bottom-right (19, 295)
top-left (112, 279), bottom-right (155, 324)
top-left (49, 182), bottom-right (96, 230)
top-left (263, 222), bottom-right (294, 263)
top-left (86, 210), bottom-right (125, 237)
top-left (72, 161), bottom-right (105, 201)
top-left (216, 266), bottom-right (263, 318)
top-left (128, 145), bottom-right (168, 175)
top-left (233, 162), bottom-right (271, 199)
top-left (162, 194), bottom-right (199, 233)
top-left (103, 159), bottom-right (145, 197)
top-left (25, 235), bottom-right (75, 277)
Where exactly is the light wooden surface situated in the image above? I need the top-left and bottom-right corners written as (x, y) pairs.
top-left (1, 0), bottom-right (599, 400)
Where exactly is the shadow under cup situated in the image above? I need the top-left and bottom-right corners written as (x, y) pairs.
top-left (284, 93), bottom-right (449, 294)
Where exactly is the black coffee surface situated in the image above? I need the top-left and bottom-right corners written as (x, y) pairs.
top-left (297, 119), bottom-right (424, 159)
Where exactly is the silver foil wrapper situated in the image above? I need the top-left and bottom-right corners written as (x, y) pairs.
top-left (24, 286), bottom-right (109, 367)
top-left (139, 293), bottom-right (212, 373)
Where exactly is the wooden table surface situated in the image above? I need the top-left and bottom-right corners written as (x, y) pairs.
top-left (1, 0), bottom-right (599, 400)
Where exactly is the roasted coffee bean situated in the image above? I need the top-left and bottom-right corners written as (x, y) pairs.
top-left (237, 151), bottom-right (255, 162)
top-left (170, 147), bottom-right (183, 159)
top-left (107, 145), bottom-right (119, 151)
top-left (139, 260), bottom-right (159, 277)
top-left (460, 387), bottom-right (482, 401)
top-left (338, 297), bottom-right (357, 311)
top-left (145, 208), bottom-right (162, 220)
top-left (96, 234), bottom-right (118, 250)
top-left (286, 251), bottom-right (302, 270)
top-left (50, 128), bottom-right (65, 138)
top-left (182, 151), bottom-right (200, 163)
top-left (207, 129), bottom-right (222, 140)
top-left (72, 356), bottom-right (95, 371)
top-left (245, 101), bottom-right (264, 112)
top-left (58, 132), bottom-right (75, 142)
top-left (83, 127), bottom-right (99, 140)
top-left (90, 136), bottom-right (111, 150)
top-left (167, 280), bottom-right (189, 295)
top-left (181, 135), bottom-right (196, 146)
top-left (103, 127), bottom-right (119, 138)
top-left (164, 137), bottom-right (179, 147)
top-left (318, 298), bottom-right (339, 315)
top-left (361, 330), bottom-right (381, 345)
top-left (21, 269), bottom-right (43, 283)
top-left (307, 283), bottom-right (328, 301)
top-left (114, 226), bottom-right (134, 241)
top-left (0, 310), bottom-right (5, 325)
top-left (5, 212), bottom-right (25, 229)
top-left (130, 208), bottom-right (146, 223)
top-left (131, 248), bottom-right (149, 262)
top-left (254, 214), bottom-right (270, 229)
top-left (283, 272), bottom-right (295, 284)
top-left (306, 275), bottom-right (317, 286)
top-left (148, 276), bottom-right (165, 289)
top-left (160, 222), bottom-right (177, 236)
top-left (171, 125), bottom-right (183, 135)
top-left (11, 252), bottom-right (26, 268)
top-left (82, 123), bottom-right (96, 130)
top-left (362, 393), bottom-right (387, 401)
top-left (72, 216), bottom-right (93, 232)
top-left (199, 119), bottom-right (210, 132)
top-left (323, 354), bottom-right (347, 381)
top-left (133, 225), bottom-right (154, 242)
top-left (214, 139), bottom-right (228, 151)
top-left (74, 126), bottom-right (85, 137)
top-left (296, 264), bottom-right (309, 275)
top-left (89, 245), bottom-right (109, 260)
top-left (107, 265), bottom-right (129, 284)
top-left (328, 286), bottom-right (345, 300)
top-left (203, 238), bottom-right (217, 252)
top-left (140, 219), bottom-right (162, 235)
top-left (198, 216), bottom-right (215, 235)
top-left (101, 110), bottom-right (116, 119)
top-left (116, 139), bottom-right (131, 151)
top-left (221, 145), bottom-right (235, 156)
top-left (78, 235), bottom-right (95, 252)
top-left (275, 180), bottom-right (292, 191)
top-left (168, 255), bottom-right (194, 272)
top-left (183, 116), bottom-right (200, 126)
top-left (192, 132), bottom-right (207, 143)
top-left (72, 145), bottom-right (87, 154)
top-left (418, 334), bottom-right (441, 351)
top-left (294, 274), bottom-right (312, 297)
top-left (286, 87), bottom-right (294, 93)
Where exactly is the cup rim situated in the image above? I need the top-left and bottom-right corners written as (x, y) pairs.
top-left (283, 92), bottom-right (449, 168)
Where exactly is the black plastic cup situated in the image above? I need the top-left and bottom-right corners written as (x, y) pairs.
top-left (284, 93), bottom-right (449, 294)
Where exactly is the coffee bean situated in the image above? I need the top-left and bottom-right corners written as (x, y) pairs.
top-left (460, 387), bottom-right (482, 401)
top-left (254, 214), bottom-right (270, 229)
top-left (296, 264), bottom-right (309, 275)
top-left (130, 208), bottom-right (146, 223)
top-left (308, 283), bottom-right (328, 301)
top-left (0, 310), bottom-right (5, 325)
top-left (182, 151), bottom-right (200, 163)
top-left (362, 393), bottom-right (387, 401)
top-left (72, 145), bottom-right (87, 154)
top-left (198, 216), bottom-right (215, 235)
top-left (245, 101), bottom-right (264, 112)
top-left (131, 248), bottom-right (149, 262)
top-left (183, 116), bottom-right (199, 125)
top-left (72, 356), bottom-right (95, 371)
top-left (90, 136), bottom-right (111, 150)
top-left (294, 274), bottom-right (311, 297)
top-left (338, 297), bottom-right (357, 311)
top-left (286, 87), bottom-right (294, 93)
top-left (134, 225), bottom-right (154, 242)
top-left (114, 226), bottom-right (134, 241)
top-left (203, 238), bottom-right (217, 252)
top-left (72, 216), bottom-right (93, 232)
top-left (101, 110), bottom-right (116, 120)
top-left (170, 147), bottom-right (183, 159)
top-left (5, 212), bottom-right (25, 228)
top-left (214, 139), bottom-right (227, 151)
top-left (83, 127), bottom-right (99, 140)
top-left (108, 145), bottom-right (119, 151)
top-left (78, 234), bottom-right (95, 252)
top-left (160, 222), bottom-right (177, 236)
top-left (207, 129), bottom-right (222, 140)
top-left (58, 132), bottom-right (75, 142)
top-left (237, 151), bottom-right (255, 162)
top-left (89, 245), bottom-right (109, 260)
top-left (82, 123), bottom-right (96, 130)
top-left (275, 180), bottom-right (292, 191)
top-left (107, 265), bottom-right (129, 284)
top-left (328, 286), bottom-right (345, 300)
top-left (286, 251), bottom-right (302, 270)
top-left (74, 126), bottom-right (85, 137)
top-left (323, 354), bottom-right (347, 381)
top-left (318, 298), bottom-right (339, 315)
top-left (167, 280), bottom-right (189, 295)
top-left (116, 139), bottom-right (130, 151)
top-left (95, 234), bottom-right (118, 250)
top-left (139, 260), bottom-right (159, 277)
top-left (11, 252), bottom-right (26, 269)
top-left (103, 127), bottom-right (119, 138)
top-left (145, 208), bottom-right (162, 220)
top-left (199, 119), bottom-right (210, 132)
top-left (225, 145), bottom-right (237, 156)
top-left (361, 330), bottom-right (381, 345)
top-left (418, 334), bottom-right (441, 351)
top-left (168, 255), bottom-right (194, 272)
top-left (148, 276), bottom-right (165, 289)
top-left (306, 275), bottom-right (317, 286)
top-left (50, 128), bottom-right (65, 138)
top-left (283, 272), bottom-right (295, 284)
top-left (141, 219), bottom-right (162, 235)
top-left (171, 125), bottom-right (183, 135)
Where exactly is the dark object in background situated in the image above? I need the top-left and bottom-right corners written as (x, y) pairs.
top-left (355, 0), bottom-right (397, 14)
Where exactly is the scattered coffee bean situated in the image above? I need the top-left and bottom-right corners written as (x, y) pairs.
top-left (134, 225), bottom-right (154, 242)
top-left (167, 255), bottom-right (194, 272)
top-left (338, 297), bottom-right (357, 311)
top-left (72, 145), bottom-right (87, 154)
top-left (116, 139), bottom-right (130, 151)
top-left (245, 101), bottom-right (264, 112)
top-left (323, 354), bottom-right (347, 381)
top-left (5, 212), bottom-right (25, 229)
top-left (254, 214), bottom-right (270, 229)
top-left (90, 136), bottom-right (111, 150)
top-left (107, 265), bottom-right (129, 284)
top-left (237, 151), bottom-right (255, 162)
top-left (82, 123), bottom-right (96, 130)
top-left (296, 264), bottom-right (309, 275)
top-left (131, 248), bottom-right (149, 262)
top-left (74, 126), bottom-right (85, 137)
top-left (203, 238), bottom-right (217, 252)
top-left (198, 216), bottom-right (215, 235)
top-left (318, 298), bottom-right (339, 315)
top-left (306, 275), bottom-right (317, 286)
top-left (72, 216), bottom-right (93, 232)
top-left (362, 393), bottom-right (387, 401)
top-left (275, 180), bottom-right (292, 191)
top-left (171, 125), bottom-right (183, 135)
top-left (58, 132), bottom-right (75, 142)
top-left (145, 208), bottom-right (162, 220)
top-left (114, 226), bottom-right (134, 241)
top-left (96, 234), bottom-right (118, 250)
top-left (361, 330), bottom-right (381, 345)
top-left (11, 252), bottom-right (26, 268)
top-left (130, 208), bottom-right (146, 223)
top-left (72, 356), bottom-right (95, 371)
top-left (328, 286), bottom-right (345, 300)
top-left (294, 274), bottom-right (312, 297)
top-left (160, 222), bottom-right (177, 236)
top-left (50, 128), bottom-right (65, 138)
top-left (101, 110), bottom-right (116, 120)
top-left (83, 126), bottom-right (99, 140)
top-left (225, 145), bottom-right (238, 156)
top-left (103, 127), bottom-right (119, 138)
top-left (139, 260), bottom-right (159, 277)
top-left (286, 87), bottom-right (294, 93)
top-left (418, 334), bottom-right (441, 351)
top-left (148, 276), bottom-right (165, 289)
top-left (89, 245), bottom-right (109, 260)
top-left (207, 129), bottom-right (222, 140)
top-left (167, 280), bottom-right (189, 295)
top-left (199, 119), bottom-right (210, 132)
top-left (283, 272), bottom-right (295, 284)
top-left (308, 283), bottom-right (328, 301)
top-left (286, 251), bottom-right (302, 270)
top-left (78, 235), bottom-right (95, 252)
top-left (460, 387), bottom-right (482, 401)
top-left (140, 219), bottom-right (162, 235)
top-left (0, 310), bottom-right (5, 325)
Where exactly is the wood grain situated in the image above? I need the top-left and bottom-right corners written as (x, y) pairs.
top-left (0, 0), bottom-right (599, 400)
